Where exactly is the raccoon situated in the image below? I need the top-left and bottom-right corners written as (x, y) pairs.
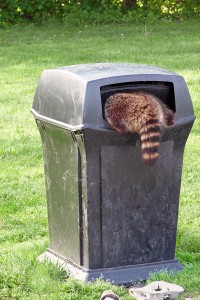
top-left (105, 91), bottom-right (174, 166)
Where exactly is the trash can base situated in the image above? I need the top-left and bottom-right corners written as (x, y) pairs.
top-left (38, 249), bottom-right (183, 286)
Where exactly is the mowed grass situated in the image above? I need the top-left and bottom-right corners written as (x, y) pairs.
top-left (0, 21), bottom-right (200, 299)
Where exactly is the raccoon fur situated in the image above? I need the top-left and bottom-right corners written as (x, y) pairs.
top-left (105, 91), bottom-right (174, 166)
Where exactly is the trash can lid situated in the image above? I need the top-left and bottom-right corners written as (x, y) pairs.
top-left (32, 63), bottom-right (194, 131)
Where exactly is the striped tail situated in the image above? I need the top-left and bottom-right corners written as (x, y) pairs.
top-left (139, 119), bottom-right (162, 166)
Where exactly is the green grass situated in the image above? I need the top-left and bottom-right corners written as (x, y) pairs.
top-left (0, 21), bottom-right (200, 299)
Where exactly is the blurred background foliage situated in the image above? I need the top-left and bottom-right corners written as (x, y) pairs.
top-left (1, 0), bottom-right (200, 27)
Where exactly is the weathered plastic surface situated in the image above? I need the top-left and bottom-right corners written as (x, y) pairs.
top-left (32, 63), bottom-right (195, 285)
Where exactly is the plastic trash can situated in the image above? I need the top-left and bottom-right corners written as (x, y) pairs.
top-left (31, 63), bottom-right (195, 285)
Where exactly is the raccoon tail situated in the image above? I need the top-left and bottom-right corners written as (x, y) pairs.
top-left (139, 119), bottom-right (162, 166)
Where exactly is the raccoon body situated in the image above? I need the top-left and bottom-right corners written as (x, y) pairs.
top-left (105, 92), bottom-right (174, 166)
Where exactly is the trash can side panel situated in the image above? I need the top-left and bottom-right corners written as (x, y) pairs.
top-left (33, 69), bottom-right (86, 129)
top-left (37, 122), bottom-right (81, 264)
top-left (100, 139), bottom-right (179, 268)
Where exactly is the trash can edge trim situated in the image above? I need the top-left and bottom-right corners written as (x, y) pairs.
top-left (31, 108), bottom-right (195, 132)
top-left (31, 108), bottom-right (84, 131)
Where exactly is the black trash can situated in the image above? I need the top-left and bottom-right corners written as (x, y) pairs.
top-left (32, 63), bottom-right (195, 285)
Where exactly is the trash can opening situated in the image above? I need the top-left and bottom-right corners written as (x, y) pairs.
top-left (100, 81), bottom-right (175, 120)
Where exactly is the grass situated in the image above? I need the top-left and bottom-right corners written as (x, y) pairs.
top-left (0, 20), bottom-right (200, 299)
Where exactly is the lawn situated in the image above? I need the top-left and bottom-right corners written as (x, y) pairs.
top-left (0, 21), bottom-right (200, 299)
